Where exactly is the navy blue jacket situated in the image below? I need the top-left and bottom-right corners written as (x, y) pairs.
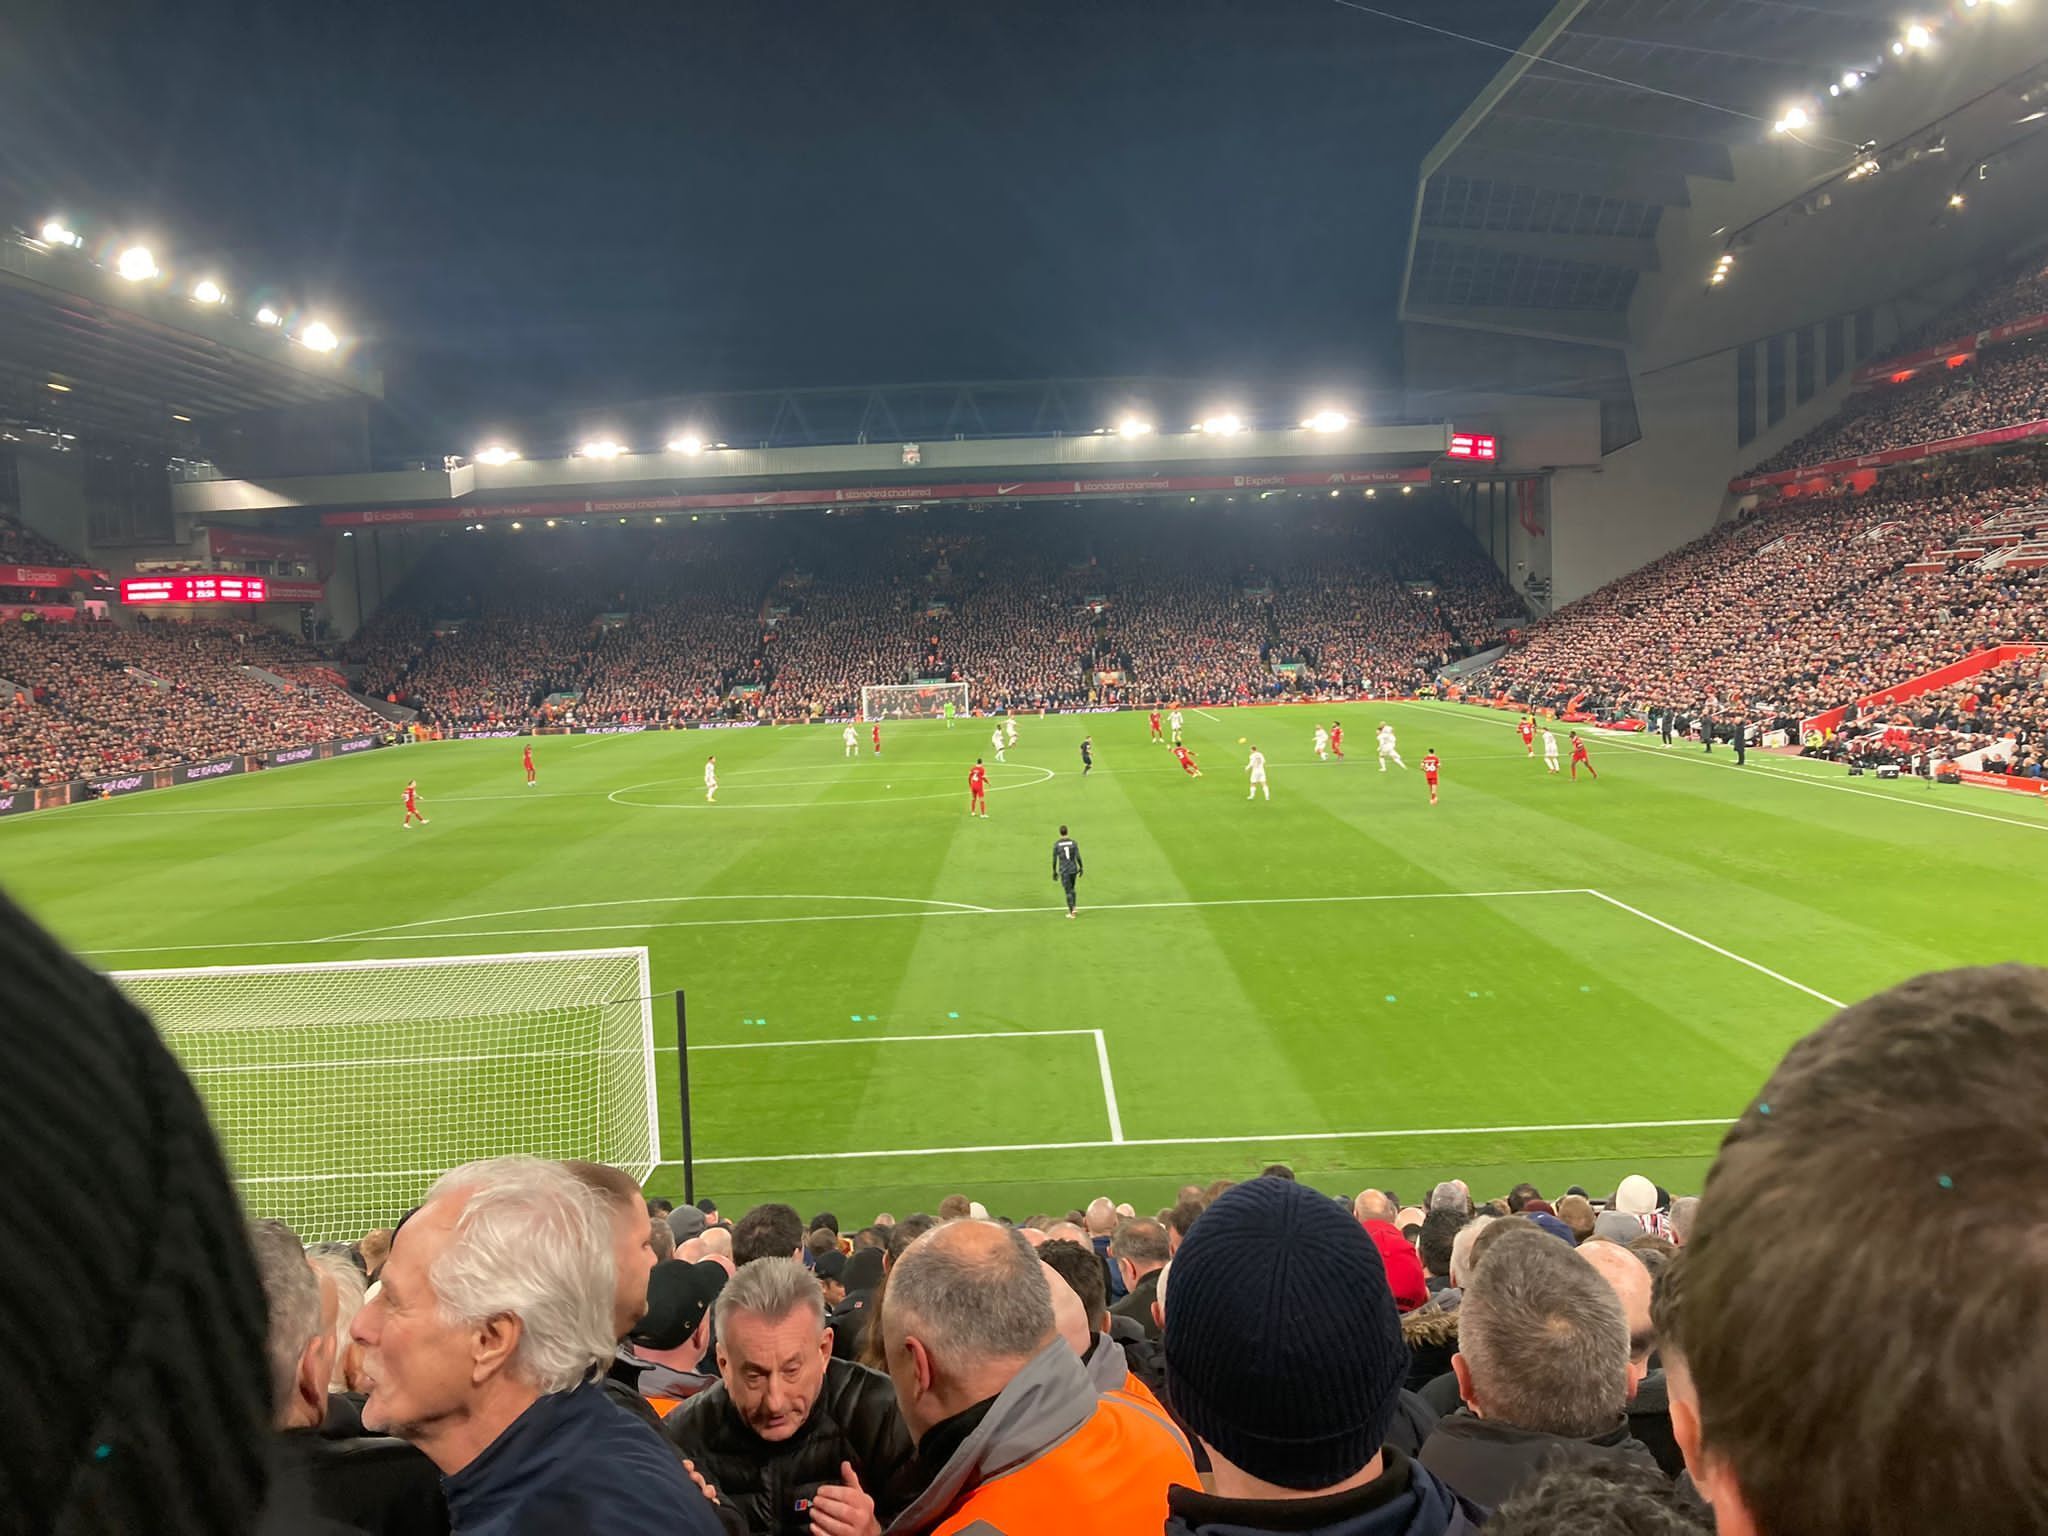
top-left (443, 1383), bottom-right (724, 1535)
top-left (1165, 1450), bottom-right (1485, 1535)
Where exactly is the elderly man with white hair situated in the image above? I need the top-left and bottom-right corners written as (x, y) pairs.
top-left (349, 1156), bottom-right (723, 1533)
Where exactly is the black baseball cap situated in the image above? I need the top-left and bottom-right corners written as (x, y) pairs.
top-left (630, 1260), bottom-right (728, 1350)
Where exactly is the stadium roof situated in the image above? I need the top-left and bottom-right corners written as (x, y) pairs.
top-left (1400, 0), bottom-right (1904, 342)
top-left (0, 229), bottom-right (381, 450)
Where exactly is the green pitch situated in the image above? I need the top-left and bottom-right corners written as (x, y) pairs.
top-left (6, 700), bottom-right (2045, 1226)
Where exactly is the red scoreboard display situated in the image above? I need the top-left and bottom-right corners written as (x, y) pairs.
top-left (121, 575), bottom-right (272, 604)
top-left (1447, 432), bottom-right (1498, 462)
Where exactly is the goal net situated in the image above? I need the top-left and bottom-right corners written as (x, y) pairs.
top-left (861, 680), bottom-right (970, 721)
top-left (110, 948), bottom-right (659, 1244)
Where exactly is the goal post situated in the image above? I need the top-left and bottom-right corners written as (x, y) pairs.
top-left (110, 948), bottom-right (660, 1243)
top-left (861, 680), bottom-right (970, 722)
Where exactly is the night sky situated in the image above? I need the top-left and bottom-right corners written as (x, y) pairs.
top-left (1, 0), bottom-right (1528, 440)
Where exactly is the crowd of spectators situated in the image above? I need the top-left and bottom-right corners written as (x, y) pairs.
top-left (0, 616), bottom-right (389, 790)
top-left (11, 881), bottom-right (2044, 1535)
top-left (1745, 339), bottom-right (2048, 476)
top-left (344, 503), bottom-right (1526, 725)
top-left (1490, 453), bottom-right (2048, 747)
top-left (1885, 249), bottom-right (2048, 359)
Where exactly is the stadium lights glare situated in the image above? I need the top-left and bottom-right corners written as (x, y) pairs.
top-left (46, 381), bottom-right (71, 392)
top-left (300, 321), bottom-right (339, 352)
top-left (1906, 23), bottom-right (1931, 47)
top-left (1842, 71), bottom-right (1863, 89)
top-left (115, 245), bottom-right (158, 281)
top-left (666, 434), bottom-right (705, 454)
top-left (1116, 417), bottom-right (1153, 438)
top-left (170, 412), bottom-right (191, 422)
top-left (1303, 410), bottom-right (1350, 433)
top-left (191, 279), bottom-right (225, 305)
top-left (1197, 413), bottom-right (1243, 436)
top-left (545, 518), bottom-right (558, 527)
top-left (1892, 39), bottom-right (1907, 53)
top-left (39, 219), bottom-right (82, 248)
top-left (1401, 485), bottom-right (1412, 495)
top-left (255, 306), bottom-right (283, 327)
top-left (1950, 192), bottom-right (1967, 207)
top-left (1365, 487), bottom-right (1376, 498)
top-left (577, 439), bottom-right (625, 458)
top-left (474, 445), bottom-right (520, 465)
top-left (1772, 105), bottom-right (1810, 134)
top-left (510, 521), bottom-right (522, 530)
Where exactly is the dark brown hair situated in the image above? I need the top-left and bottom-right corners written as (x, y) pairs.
top-left (1674, 966), bottom-right (2048, 1535)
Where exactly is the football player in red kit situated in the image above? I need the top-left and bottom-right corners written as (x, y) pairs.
top-left (968, 758), bottom-right (989, 818)
top-left (1149, 708), bottom-right (1163, 743)
top-left (1569, 731), bottom-right (1598, 780)
top-left (1421, 749), bottom-right (1441, 805)
top-left (1330, 722), bottom-right (1344, 758)
top-left (872, 721), bottom-right (882, 754)
top-left (1519, 717), bottom-right (1535, 757)
top-left (402, 779), bottom-right (428, 827)
top-left (1174, 743), bottom-right (1203, 778)
top-left (523, 743), bottom-right (536, 785)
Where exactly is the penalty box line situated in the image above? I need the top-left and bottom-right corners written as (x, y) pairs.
top-left (661, 890), bottom-right (1835, 1167)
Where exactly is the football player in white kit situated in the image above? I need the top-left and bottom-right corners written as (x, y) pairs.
top-left (1313, 725), bottom-right (1330, 760)
top-left (991, 726), bottom-right (1006, 763)
top-left (1005, 716), bottom-right (1018, 746)
top-left (1246, 744), bottom-right (1269, 801)
top-left (1542, 728), bottom-right (1561, 774)
top-left (843, 723), bottom-right (859, 757)
top-left (704, 755), bottom-right (718, 803)
top-left (1169, 707), bottom-right (1184, 746)
top-left (1376, 722), bottom-right (1407, 772)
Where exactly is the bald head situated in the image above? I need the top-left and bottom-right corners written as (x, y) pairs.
top-left (1578, 1240), bottom-right (1656, 1398)
top-left (1042, 1262), bottom-right (1092, 1357)
top-left (1084, 1198), bottom-right (1117, 1237)
top-left (883, 1220), bottom-right (1055, 1441)
top-left (1043, 1220), bottom-right (1088, 1246)
top-left (1353, 1189), bottom-right (1399, 1225)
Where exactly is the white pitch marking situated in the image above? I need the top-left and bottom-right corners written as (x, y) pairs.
top-left (1093, 1028), bottom-right (1126, 1143)
top-left (1586, 889), bottom-right (1847, 1009)
top-left (654, 1114), bottom-right (1736, 1168)
top-left (71, 887), bottom-right (1589, 955)
top-left (673, 1029), bottom-right (1098, 1052)
top-left (325, 892), bottom-right (997, 942)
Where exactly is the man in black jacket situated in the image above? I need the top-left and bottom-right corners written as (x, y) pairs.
top-left (664, 1257), bottom-right (920, 1536)
top-left (1419, 1225), bottom-right (1662, 1509)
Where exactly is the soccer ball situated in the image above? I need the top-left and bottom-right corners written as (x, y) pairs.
top-left (1238, 736), bottom-right (1247, 744)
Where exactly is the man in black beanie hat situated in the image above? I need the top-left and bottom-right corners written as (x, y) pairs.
top-left (0, 888), bottom-right (277, 1536)
top-left (1162, 1176), bottom-right (1484, 1535)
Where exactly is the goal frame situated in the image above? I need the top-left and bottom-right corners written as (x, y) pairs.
top-left (860, 680), bottom-right (970, 722)
top-left (112, 947), bottom-right (661, 1232)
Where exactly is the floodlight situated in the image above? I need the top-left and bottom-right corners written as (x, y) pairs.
top-left (115, 245), bottom-right (158, 281)
top-left (1949, 192), bottom-right (1966, 208)
top-left (191, 279), bottom-right (225, 305)
top-left (255, 306), bottom-right (283, 327)
top-left (1199, 413), bottom-right (1243, 436)
top-left (578, 439), bottom-right (625, 458)
top-left (300, 321), bottom-right (339, 352)
top-left (1892, 39), bottom-right (1906, 53)
top-left (1842, 71), bottom-right (1862, 89)
top-left (1906, 23), bottom-right (1931, 47)
top-left (474, 445), bottom-right (520, 466)
top-left (40, 220), bottom-right (81, 247)
top-left (1303, 410), bottom-right (1349, 433)
top-left (667, 434), bottom-right (705, 454)
top-left (46, 381), bottom-right (71, 392)
top-left (1117, 417), bottom-right (1153, 438)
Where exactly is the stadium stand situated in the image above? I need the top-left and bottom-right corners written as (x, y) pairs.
top-left (1742, 256), bottom-right (2048, 478)
top-left (344, 503), bottom-right (1525, 727)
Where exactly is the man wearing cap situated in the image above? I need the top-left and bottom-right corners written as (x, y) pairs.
top-left (1613, 1175), bottom-right (1669, 1239)
top-left (630, 1260), bottom-right (730, 1417)
top-left (664, 1257), bottom-right (919, 1536)
top-left (1163, 1177), bottom-right (1483, 1535)
top-left (1353, 1189), bottom-right (1430, 1313)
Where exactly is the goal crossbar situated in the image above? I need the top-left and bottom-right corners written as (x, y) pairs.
top-left (111, 947), bottom-right (660, 1244)
top-left (862, 680), bottom-right (969, 722)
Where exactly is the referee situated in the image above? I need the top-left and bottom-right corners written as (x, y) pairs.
top-left (1052, 824), bottom-right (1084, 919)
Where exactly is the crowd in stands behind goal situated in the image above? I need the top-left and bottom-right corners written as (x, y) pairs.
top-left (7, 885), bottom-right (2046, 1535)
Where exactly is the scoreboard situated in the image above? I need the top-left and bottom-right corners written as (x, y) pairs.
top-left (1447, 432), bottom-right (1498, 462)
top-left (119, 575), bottom-right (324, 605)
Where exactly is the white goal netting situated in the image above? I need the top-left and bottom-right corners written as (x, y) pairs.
top-left (861, 681), bottom-right (970, 722)
top-left (111, 948), bottom-right (659, 1243)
